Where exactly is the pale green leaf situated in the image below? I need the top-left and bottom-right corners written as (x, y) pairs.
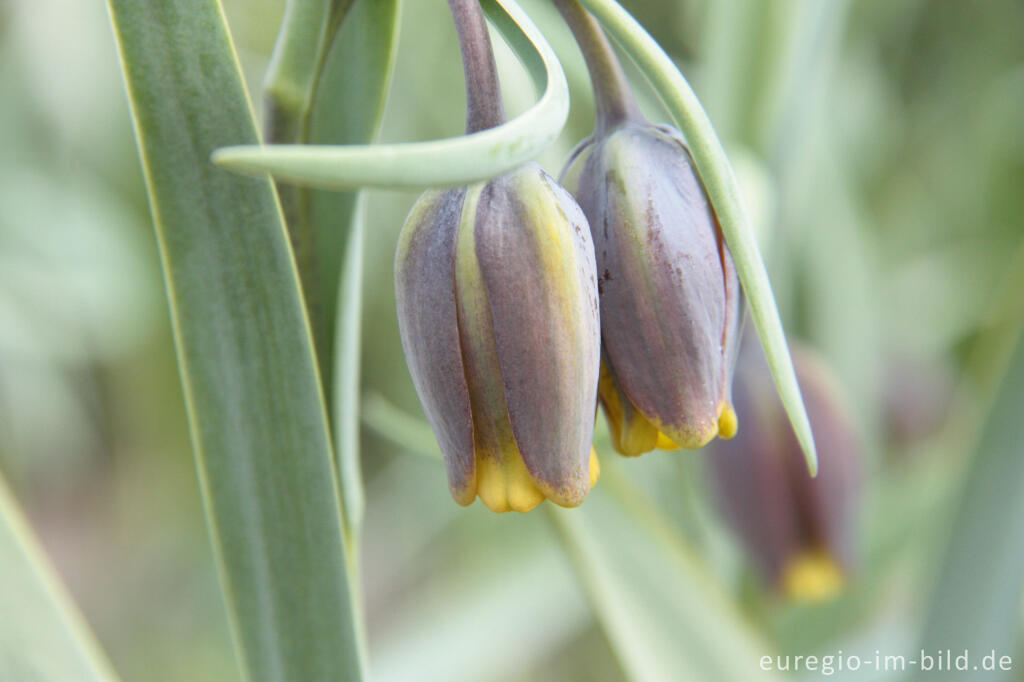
top-left (262, 0), bottom-right (355, 143)
top-left (311, 0), bottom-right (401, 536)
top-left (211, 0), bottom-right (569, 190)
top-left (0, 477), bottom-right (118, 681)
top-left (106, 1), bottom-right (364, 680)
top-left (914, 282), bottom-right (1024, 682)
top-left (577, 0), bottom-right (818, 475)
top-left (547, 465), bottom-right (780, 682)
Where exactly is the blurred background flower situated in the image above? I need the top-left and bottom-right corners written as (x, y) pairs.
top-left (2, 0), bottom-right (1023, 679)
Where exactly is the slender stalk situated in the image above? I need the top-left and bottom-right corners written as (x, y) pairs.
top-left (263, 0), bottom-right (356, 382)
top-left (552, 0), bottom-right (640, 133)
top-left (449, 0), bottom-right (506, 133)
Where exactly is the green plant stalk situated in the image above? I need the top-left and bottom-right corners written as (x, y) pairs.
top-left (551, 0), bottom-right (640, 134)
top-left (449, 0), bottom-right (507, 133)
top-left (361, 392), bottom-right (443, 459)
top-left (107, 0), bottom-right (366, 678)
top-left (263, 0), bottom-right (356, 380)
top-left (307, 0), bottom-right (400, 541)
top-left (212, 0), bottom-right (569, 191)
top-left (0, 476), bottom-right (119, 681)
top-left (577, 0), bottom-right (818, 475)
top-left (333, 196), bottom-right (368, 541)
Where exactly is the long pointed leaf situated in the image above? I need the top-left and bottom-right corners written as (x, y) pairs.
top-left (577, 0), bottom-right (818, 475)
top-left (0, 477), bottom-right (118, 681)
top-left (106, 1), bottom-right (364, 680)
top-left (547, 466), bottom-right (779, 682)
top-left (309, 0), bottom-right (401, 535)
top-left (915, 289), bottom-right (1024, 681)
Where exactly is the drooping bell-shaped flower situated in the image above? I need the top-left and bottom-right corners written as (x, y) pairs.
top-left (706, 334), bottom-right (860, 602)
top-left (395, 165), bottom-right (601, 512)
top-left (554, 0), bottom-right (741, 454)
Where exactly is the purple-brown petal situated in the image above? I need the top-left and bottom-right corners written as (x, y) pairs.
top-left (473, 166), bottom-right (600, 506)
top-left (395, 189), bottom-right (476, 504)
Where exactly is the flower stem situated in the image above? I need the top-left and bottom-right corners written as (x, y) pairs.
top-left (449, 0), bottom-right (507, 133)
top-left (263, 0), bottom-right (356, 387)
top-left (552, 0), bottom-right (641, 134)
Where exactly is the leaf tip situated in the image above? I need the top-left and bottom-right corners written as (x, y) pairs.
top-left (802, 433), bottom-right (819, 477)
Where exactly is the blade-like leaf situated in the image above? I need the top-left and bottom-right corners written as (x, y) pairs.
top-left (106, 1), bottom-right (364, 680)
top-left (360, 395), bottom-right (776, 679)
top-left (262, 0), bottom-right (355, 144)
top-left (547, 465), bottom-right (779, 682)
top-left (914, 291), bottom-right (1024, 681)
top-left (332, 194), bottom-right (368, 535)
top-left (577, 0), bottom-right (818, 475)
top-left (211, 0), bottom-right (569, 190)
top-left (0, 477), bottom-right (118, 681)
top-left (309, 0), bottom-right (401, 535)
top-left (260, 0), bottom-right (358, 374)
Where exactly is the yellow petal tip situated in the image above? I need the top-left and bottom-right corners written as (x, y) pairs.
top-left (780, 550), bottom-right (844, 603)
top-left (655, 432), bottom-right (679, 450)
top-left (717, 403), bottom-right (738, 440)
top-left (476, 451), bottom-right (545, 513)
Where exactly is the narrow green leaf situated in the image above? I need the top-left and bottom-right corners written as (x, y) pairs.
top-left (261, 0), bottom-right (358, 374)
top-left (211, 0), bottom-right (569, 190)
top-left (547, 465), bottom-right (779, 682)
top-left (309, 0), bottom-right (401, 535)
top-left (914, 298), bottom-right (1024, 681)
top-left (262, 0), bottom-right (355, 144)
top-left (0, 476), bottom-right (118, 681)
top-left (106, 2), bottom-right (364, 680)
top-left (577, 0), bottom-right (818, 475)
top-left (359, 396), bottom-right (776, 679)
top-left (332, 195), bottom-right (368, 535)
top-left (361, 392), bottom-right (443, 459)
top-left (310, 0), bottom-right (400, 376)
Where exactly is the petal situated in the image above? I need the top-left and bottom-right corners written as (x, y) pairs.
top-left (474, 165), bottom-right (601, 507)
top-left (454, 183), bottom-right (545, 513)
top-left (598, 360), bottom-right (659, 456)
top-left (395, 189), bottom-right (476, 504)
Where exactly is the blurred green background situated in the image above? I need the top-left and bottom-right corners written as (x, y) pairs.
top-left (1, 0), bottom-right (1023, 680)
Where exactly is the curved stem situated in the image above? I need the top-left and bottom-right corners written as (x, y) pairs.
top-left (449, 0), bottom-right (507, 133)
top-left (214, 0), bottom-right (571, 191)
top-left (553, 0), bottom-right (641, 133)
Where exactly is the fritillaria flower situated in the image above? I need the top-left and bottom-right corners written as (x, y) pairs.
top-left (555, 0), bottom-right (742, 455)
top-left (395, 0), bottom-right (600, 512)
top-left (707, 336), bottom-right (860, 601)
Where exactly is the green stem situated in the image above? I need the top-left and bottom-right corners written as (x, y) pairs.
top-left (552, 0), bottom-right (640, 134)
top-left (449, 0), bottom-right (507, 133)
top-left (263, 0), bottom-right (356, 378)
top-left (577, 0), bottom-right (818, 476)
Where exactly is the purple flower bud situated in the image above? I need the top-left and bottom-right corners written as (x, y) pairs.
top-left (395, 163), bottom-right (601, 512)
top-left (562, 122), bottom-right (742, 454)
top-left (707, 338), bottom-right (861, 601)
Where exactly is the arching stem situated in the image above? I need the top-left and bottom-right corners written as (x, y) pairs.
top-left (552, 0), bottom-right (641, 133)
top-left (449, 0), bottom-right (507, 133)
